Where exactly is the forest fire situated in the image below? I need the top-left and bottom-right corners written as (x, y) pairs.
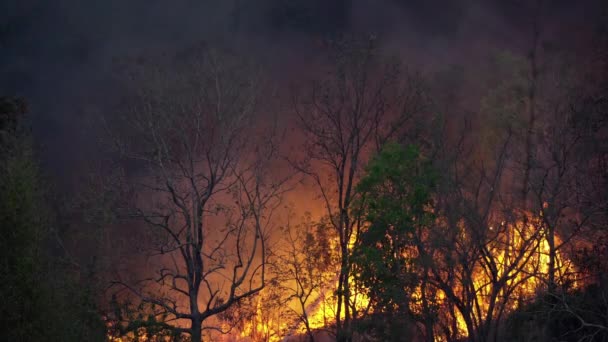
top-left (3, 2), bottom-right (606, 342)
top-left (230, 211), bottom-right (577, 342)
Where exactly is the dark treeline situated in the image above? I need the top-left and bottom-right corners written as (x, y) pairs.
top-left (1, 2), bottom-right (608, 342)
top-left (0, 97), bottom-right (106, 341)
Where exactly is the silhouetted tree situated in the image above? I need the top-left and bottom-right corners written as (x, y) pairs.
top-left (292, 35), bottom-right (428, 341)
top-left (105, 46), bottom-right (289, 342)
top-left (0, 97), bottom-right (106, 341)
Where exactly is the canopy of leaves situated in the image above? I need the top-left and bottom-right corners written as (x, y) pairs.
top-left (0, 97), bottom-right (105, 341)
top-left (352, 142), bottom-right (437, 319)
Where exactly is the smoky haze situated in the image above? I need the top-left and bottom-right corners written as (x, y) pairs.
top-left (0, 0), bottom-right (604, 186)
top-left (2, 2), bottom-right (608, 341)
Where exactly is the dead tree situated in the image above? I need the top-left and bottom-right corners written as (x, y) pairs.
top-left (291, 35), bottom-right (427, 341)
top-left (273, 210), bottom-right (334, 342)
top-left (423, 116), bottom-right (552, 341)
top-left (105, 47), bottom-right (288, 342)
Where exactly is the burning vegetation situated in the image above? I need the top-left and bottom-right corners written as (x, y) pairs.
top-left (222, 213), bottom-right (577, 342)
top-left (99, 36), bottom-right (606, 341)
top-left (1, 3), bottom-right (608, 342)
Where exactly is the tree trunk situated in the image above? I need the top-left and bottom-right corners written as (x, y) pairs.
top-left (340, 238), bottom-right (352, 342)
top-left (337, 259), bottom-right (352, 342)
top-left (336, 259), bottom-right (344, 340)
top-left (547, 225), bottom-right (556, 293)
top-left (191, 317), bottom-right (202, 342)
top-left (421, 278), bottom-right (435, 342)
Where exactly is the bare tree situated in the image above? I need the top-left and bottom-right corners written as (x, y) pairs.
top-left (419, 116), bottom-right (558, 341)
top-left (291, 35), bottom-right (427, 341)
top-left (272, 210), bottom-right (334, 342)
top-left (104, 47), bottom-right (288, 342)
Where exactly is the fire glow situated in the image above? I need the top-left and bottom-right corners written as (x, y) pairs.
top-left (222, 213), bottom-right (577, 341)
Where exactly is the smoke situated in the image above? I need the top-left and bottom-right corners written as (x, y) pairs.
top-left (0, 0), bottom-right (604, 188)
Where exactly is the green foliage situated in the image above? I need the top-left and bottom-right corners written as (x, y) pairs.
top-left (0, 130), bottom-right (45, 341)
top-left (0, 97), bottom-right (106, 341)
top-left (351, 142), bottom-right (437, 339)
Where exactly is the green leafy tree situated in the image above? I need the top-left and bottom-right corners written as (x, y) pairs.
top-left (0, 97), bottom-right (105, 341)
top-left (351, 142), bottom-right (437, 341)
top-left (292, 35), bottom-right (428, 342)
